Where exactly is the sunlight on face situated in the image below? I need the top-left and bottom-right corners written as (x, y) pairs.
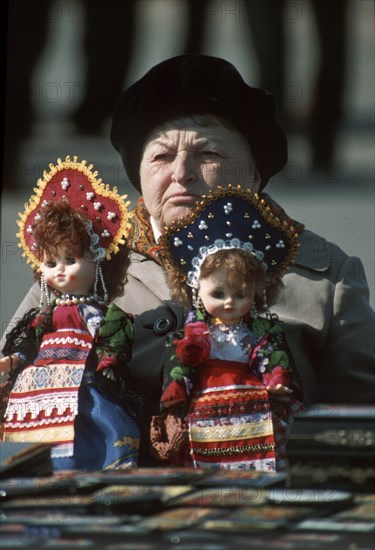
top-left (140, 116), bottom-right (261, 229)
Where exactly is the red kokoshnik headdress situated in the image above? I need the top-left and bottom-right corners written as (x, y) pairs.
top-left (17, 156), bottom-right (131, 307)
top-left (17, 155), bottom-right (131, 269)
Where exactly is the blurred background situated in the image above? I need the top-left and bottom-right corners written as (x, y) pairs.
top-left (1, 0), bottom-right (374, 338)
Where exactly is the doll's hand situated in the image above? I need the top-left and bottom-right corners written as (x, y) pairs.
top-left (100, 367), bottom-right (116, 381)
top-left (96, 357), bottom-right (116, 380)
top-left (267, 383), bottom-right (293, 395)
top-left (0, 354), bottom-right (19, 376)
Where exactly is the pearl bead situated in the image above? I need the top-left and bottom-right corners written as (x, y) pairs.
top-left (55, 294), bottom-right (98, 306)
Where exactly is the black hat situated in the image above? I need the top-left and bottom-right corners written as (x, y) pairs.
top-left (110, 55), bottom-right (287, 192)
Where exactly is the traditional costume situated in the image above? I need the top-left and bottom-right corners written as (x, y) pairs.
top-left (2, 156), bottom-right (140, 470)
top-left (152, 186), bottom-right (303, 471)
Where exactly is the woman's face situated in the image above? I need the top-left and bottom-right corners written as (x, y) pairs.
top-left (139, 117), bottom-right (261, 229)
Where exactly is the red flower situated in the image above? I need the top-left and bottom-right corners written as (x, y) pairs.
top-left (262, 366), bottom-right (292, 388)
top-left (174, 322), bottom-right (211, 367)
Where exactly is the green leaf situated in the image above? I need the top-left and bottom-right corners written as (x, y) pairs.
top-left (268, 322), bottom-right (284, 335)
top-left (270, 350), bottom-right (289, 368)
top-left (195, 310), bottom-right (205, 321)
top-left (170, 366), bottom-right (191, 381)
top-left (252, 318), bottom-right (270, 336)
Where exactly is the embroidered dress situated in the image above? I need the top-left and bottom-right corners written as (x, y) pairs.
top-left (158, 315), bottom-right (303, 472)
top-left (188, 322), bottom-right (277, 471)
top-left (2, 302), bottom-right (140, 470)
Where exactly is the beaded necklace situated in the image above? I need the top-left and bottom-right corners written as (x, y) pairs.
top-left (55, 294), bottom-right (100, 306)
top-left (208, 319), bottom-right (244, 345)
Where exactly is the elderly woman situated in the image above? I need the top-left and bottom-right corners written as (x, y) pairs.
top-left (3, 55), bottom-right (375, 464)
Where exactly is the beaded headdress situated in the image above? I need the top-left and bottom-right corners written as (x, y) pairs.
top-left (159, 185), bottom-right (300, 291)
top-left (17, 155), bottom-right (131, 305)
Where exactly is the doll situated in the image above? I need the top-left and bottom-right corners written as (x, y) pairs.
top-left (0, 156), bottom-right (141, 470)
top-left (151, 186), bottom-right (304, 471)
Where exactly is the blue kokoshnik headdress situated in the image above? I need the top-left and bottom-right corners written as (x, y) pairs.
top-left (159, 185), bottom-right (301, 290)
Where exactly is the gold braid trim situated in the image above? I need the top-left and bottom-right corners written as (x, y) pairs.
top-left (191, 389), bottom-right (269, 404)
top-left (191, 442), bottom-right (275, 457)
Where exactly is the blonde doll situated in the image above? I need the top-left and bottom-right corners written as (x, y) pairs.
top-left (151, 186), bottom-right (303, 471)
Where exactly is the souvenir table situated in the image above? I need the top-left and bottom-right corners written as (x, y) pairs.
top-left (1, 466), bottom-right (374, 549)
top-left (1, 406), bottom-right (374, 549)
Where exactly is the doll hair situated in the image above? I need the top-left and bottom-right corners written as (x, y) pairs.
top-left (167, 248), bottom-right (283, 313)
top-left (32, 198), bottom-right (130, 301)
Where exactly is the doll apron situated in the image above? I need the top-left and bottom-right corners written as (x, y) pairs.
top-left (3, 306), bottom-right (88, 455)
top-left (185, 323), bottom-right (279, 471)
top-left (3, 304), bottom-right (140, 470)
top-left (187, 357), bottom-right (277, 471)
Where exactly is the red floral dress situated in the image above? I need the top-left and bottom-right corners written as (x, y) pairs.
top-left (2, 302), bottom-right (140, 470)
top-left (3, 305), bottom-right (93, 457)
top-left (156, 315), bottom-right (303, 471)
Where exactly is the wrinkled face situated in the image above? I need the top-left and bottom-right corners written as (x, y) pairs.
top-left (139, 116), bottom-right (261, 229)
top-left (198, 264), bottom-right (255, 324)
top-left (41, 249), bottom-right (96, 296)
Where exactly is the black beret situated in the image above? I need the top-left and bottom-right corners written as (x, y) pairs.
top-left (110, 55), bottom-right (287, 192)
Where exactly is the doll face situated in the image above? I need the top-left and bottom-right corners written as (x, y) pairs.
top-left (198, 265), bottom-right (255, 324)
top-left (41, 249), bottom-right (96, 296)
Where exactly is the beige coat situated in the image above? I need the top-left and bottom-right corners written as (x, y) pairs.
top-left (3, 229), bottom-right (375, 408)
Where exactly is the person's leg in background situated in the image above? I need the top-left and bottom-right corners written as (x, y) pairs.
top-left (244, 0), bottom-right (286, 127)
top-left (309, 0), bottom-right (348, 171)
top-left (184, 0), bottom-right (208, 54)
top-left (3, 0), bottom-right (50, 187)
top-left (73, 0), bottom-right (137, 135)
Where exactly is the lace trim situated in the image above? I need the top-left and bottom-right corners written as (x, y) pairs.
top-left (191, 442), bottom-right (276, 456)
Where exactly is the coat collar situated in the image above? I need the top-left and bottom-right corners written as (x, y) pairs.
top-left (294, 230), bottom-right (330, 271)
